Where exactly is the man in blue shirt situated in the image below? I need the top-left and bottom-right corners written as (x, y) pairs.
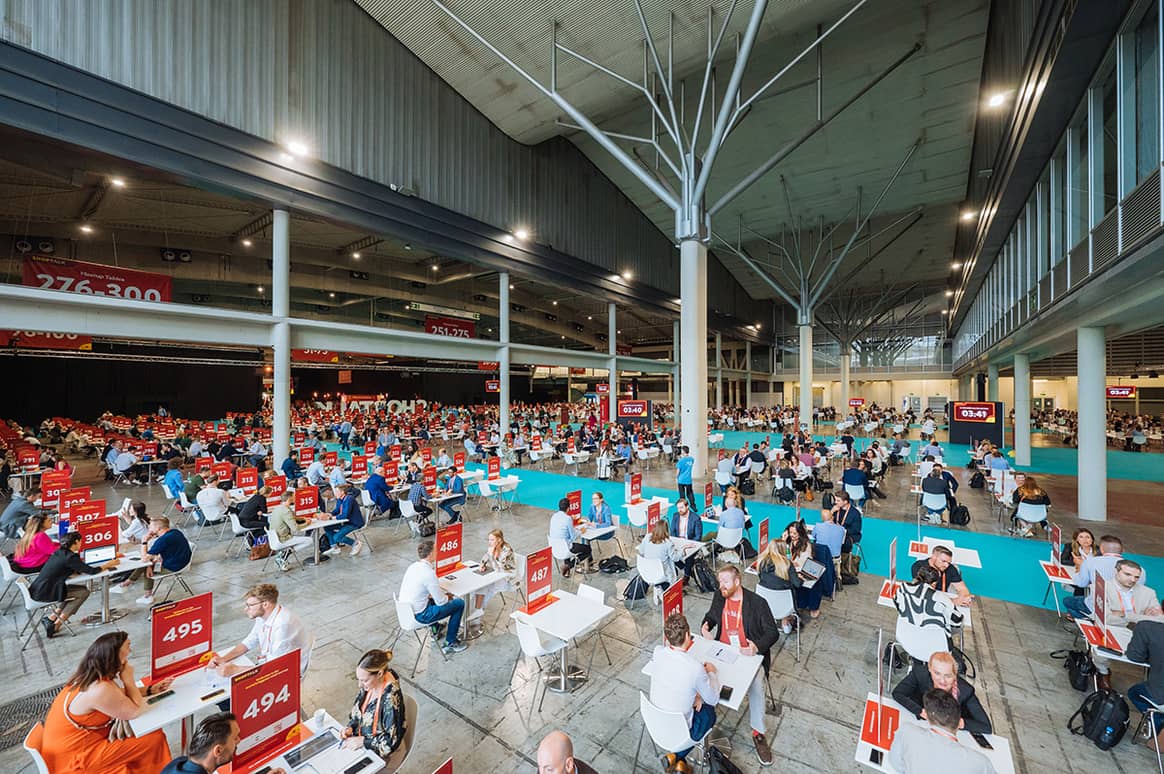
top-left (675, 446), bottom-right (696, 509)
top-left (812, 507), bottom-right (846, 560)
top-left (112, 516), bottom-right (192, 605)
top-left (281, 454), bottom-right (303, 482)
top-left (438, 470), bottom-right (466, 524)
top-left (549, 497), bottom-right (592, 576)
top-left (338, 419), bottom-right (353, 451)
top-left (408, 478), bottom-right (433, 521)
top-left (324, 485), bottom-right (365, 556)
top-left (163, 460), bottom-right (185, 500)
top-left (840, 459), bottom-right (869, 507)
top-left (364, 464), bottom-right (395, 516)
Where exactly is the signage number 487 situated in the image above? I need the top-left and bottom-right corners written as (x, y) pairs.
top-left (530, 567), bottom-right (549, 584)
top-left (242, 684), bottom-right (292, 720)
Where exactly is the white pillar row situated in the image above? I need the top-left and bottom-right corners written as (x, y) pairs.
top-left (1013, 353), bottom-right (1031, 467)
top-left (607, 302), bottom-right (618, 424)
top-left (715, 333), bottom-right (723, 409)
top-left (672, 319), bottom-right (681, 415)
top-left (839, 342), bottom-right (851, 410)
top-left (1077, 327), bottom-right (1107, 521)
top-left (987, 363), bottom-right (999, 402)
top-left (745, 341), bottom-right (752, 408)
top-left (270, 209), bottom-right (291, 465)
top-left (679, 240), bottom-right (708, 475)
top-left (498, 272), bottom-right (511, 434)
top-left (798, 322), bottom-right (813, 428)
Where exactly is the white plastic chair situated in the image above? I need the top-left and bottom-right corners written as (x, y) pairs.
top-left (16, 579), bottom-right (60, 650)
top-left (920, 492), bottom-right (947, 521)
top-left (388, 593), bottom-right (447, 677)
top-left (843, 483), bottom-right (867, 507)
top-left (917, 460), bottom-right (935, 478)
top-left (0, 554), bottom-right (32, 614)
top-left (178, 491), bottom-right (201, 527)
top-left (151, 542), bottom-right (198, 604)
top-left (398, 499), bottom-right (422, 536)
top-left (226, 513), bottom-right (253, 558)
top-left (635, 692), bottom-right (712, 773)
top-left (511, 619), bottom-right (568, 716)
top-left (384, 695), bottom-right (419, 773)
top-left (756, 584), bottom-right (799, 662)
top-left (359, 489), bottom-right (384, 521)
top-left (889, 617), bottom-right (950, 682)
top-left (633, 556), bottom-right (668, 611)
top-left (713, 470), bottom-right (733, 492)
top-left (574, 583), bottom-right (613, 667)
top-left (1014, 502), bottom-right (1048, 534)
top-left (548, 535), bottom-right (576, 580)
top-left (713, 527), bottom-right (743, 570)
top-left (749, 459), bottom-right (766, 480)
top-left (22, 723), bottom-right (50, 774)
top-left (263, 528), bottom-right (308, 571)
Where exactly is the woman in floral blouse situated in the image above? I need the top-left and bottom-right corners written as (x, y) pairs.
top-left (341, 649), bottom-right (406, 759)
top-left (474, 528), bottom-right (516, 610)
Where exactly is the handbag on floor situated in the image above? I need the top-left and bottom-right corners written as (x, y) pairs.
top-left (249, 534), bottom-right (271, 561)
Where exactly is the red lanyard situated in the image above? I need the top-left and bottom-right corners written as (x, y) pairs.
top-left (360, 685), bottom-right (384, 736)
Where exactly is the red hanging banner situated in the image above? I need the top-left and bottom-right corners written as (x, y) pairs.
top-left (0, 330), bottom-right (93, 350)
top-left (22, 255), bottom-right (172, 301)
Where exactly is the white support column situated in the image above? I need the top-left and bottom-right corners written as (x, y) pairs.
top-left (271, 209), bottom-right (290, 465)
top-left (1077, 327), bottom-right (1107, 521)
top-left (1013, 353), bottom-right (1031, 467)
top-left (987, 363), bottom-right (999, 402)
top-left (839, 342), bottom-right (851, 409)
top-left (715, 333), bottom-right (723, 409)
top-left (798, 322), bottom-right (813, 428)
top-left (499, 272), bottom-right (511, 434)
top-left (672, 319), bottom-right (681, 416)
top-left (680, 240), bottom-right (709, 475)
top-left (745, 342), bottom-right (752, 408)
top-left (607, 303), bottom-right (617, 424)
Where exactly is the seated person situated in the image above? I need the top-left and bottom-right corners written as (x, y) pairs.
top-left (812, 507), bottom-right (846, 561)
top-left (121, 501), bottom-right (152, 546)
top-left (114, 447), bottom-right (145, 484)
top-left (406, 477), bottom-right (433, 521)
top-left (364, 465), bottom-right (396, 515)
top-left (920, 467), bottom-right (951, 523)
top-left (11, 513), bottom-right (56, 573)
top-left (342, 649), bottom-right (407, 760)
top-left (161, 712), bottom-right (246, 774)
top-left (1, 486), bottom-right (40, 539)
top-left (437, 469), bottom-right (467, 525)
top-left (1091, 559), bottom-right (1161, 691)
top-left (41, 631), bottom-right (173, 773)
top-left (111, 516), bottom-right (192, 606)
top-left (756, 539), bottom-right (801, 633)
top-left (267, 490), bottom-right (313, 564)
top-left (281, 454), bottom-right (304, 481)
top-left (910, 545), bottom-right (971, 606)
top-left (324, 485), bottom-right (365, 557)
top-left (305, 453), bottom-right (327, 487)
top-left (583, 491), bottom-right (614, 542)
top-left (208, 583), bottom-right (312, 684)
top-left (718, 489), bottom-right (747, 531)
top-left (399, 540), bottom-right (468, 654)
top-left (537, 730), bottom-right (599, 774)
top-left (889, 690), bottom-right (996, 774)
top-left (892, 652), bottom-right (992, 734)
top-left (773, 459), bottom-right (797, 506)
top-left (840, 459), bottom-right (869, 505)
top-left (236, 485), bottom-right (272, 539)
top-left (638, 520), bottom-right (681, 590)
top-left (435, 448), bottom-right (453, 469)
top-left (163, 459), bottom-right (185, 500)
top-left (1127, 619), bottom-right (1164, 751)
top-left (894, 564), bottom-right (964, 637)
top-left (30, 531), bottom-right (118, 637)
top-left (549, 497), bottom-right (592, 576)
top-left (1011, 475), bottom-right (1051, 536)
top-left (648, 612), bottom-right (720, 774)
top-left (327, 462), bottom-right (347, 490)
top-left (1064, 534), bottom-right (1143, 618)
top-left (474, 528), bottom-right (516, 610)
top-left (195, 475), bottom-right (231, 526)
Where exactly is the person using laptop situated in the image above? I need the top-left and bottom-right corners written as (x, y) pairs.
top-left (341, 648), bottom-right (407, 759)
top-left (888, 689), bottom-right (996, 773)
top-left (29, 531), bottom-right (118, 638)
top-left (699, 564), bottom-right (779, 766)
top-left (648, 612), bottom-right (719, 774)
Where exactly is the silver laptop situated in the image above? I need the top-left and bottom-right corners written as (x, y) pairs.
top-left (83, 545), bottom-right (116, 566)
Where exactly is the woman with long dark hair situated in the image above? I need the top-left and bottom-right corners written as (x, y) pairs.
top-left (40, 631), bottom-right (173, 772)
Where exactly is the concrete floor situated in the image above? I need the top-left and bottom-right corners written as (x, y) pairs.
top-left (1, 447), bottom-right (1161, 773)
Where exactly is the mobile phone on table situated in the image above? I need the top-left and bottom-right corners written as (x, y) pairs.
top-left (719, 685), bottom-right (733, 702)
top-left (970, 732), bottom-right (993, 749)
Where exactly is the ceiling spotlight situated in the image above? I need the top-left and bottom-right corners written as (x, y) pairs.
top-left (285, 140), bottom-right (309, 157)
top-left (110, 177), bottom-right (125, 188)
top-left (514, 229), bottom-right (529, 240)
top-left (941, 309), bottom-right (949, 315)
top-left (487, 327), bottom-right (494, 333)
top-left (951, 261), bottom-right (961, 270)
top-left (945, 289), bottom-right (954, 297)
top-left (79, 224), bottom-right (93, 233)
top-left (987, 92), bottom-right (1007, 108)
top-left (617, 329), bottom-right (622, 334)
top-left (509, 284), bottom-right (515, 290)
top-left (431, 264), bottom-right (439, 271)
top-left (352, 252), bottom-right (361, 259)
top-left (502, 234), bottom-right (514, 243)
top-left (328, 292), bottom-right (336, 298)
top-left (960, 211), bottom-right (977, 222)
top-left (587, 315), bottom-right (592, 320)
top-left (404, 243), bottom-right (412, 250)
top-left (561, 335), bottom-right (566, 340)
top-left (265, 365), bottom-right (273, 373)
top-left (621, 271), bottom-right (632, 280)
top-left (242, 239), bottom-right (253, 247)
top-left (257, 286), bottom-right (264, 293)
top-left (754, 323), bottom-right (761, 329)
top-left (552, 301), bottom-right (558, 306)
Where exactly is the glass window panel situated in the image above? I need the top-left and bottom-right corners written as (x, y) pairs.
top-left (1135, 5), bottom-right (1160, 183)
top-left (1069, 125), bottom-right (1088, 247)
top-left (1102, 69), bottom-right (1119, 214)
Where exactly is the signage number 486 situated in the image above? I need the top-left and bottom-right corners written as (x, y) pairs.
top-left (439, 540), bottom-right (458, 552)
top-left (242, 684), bottom-right (292, 720)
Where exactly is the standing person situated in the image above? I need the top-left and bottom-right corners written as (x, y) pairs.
top-left (699, 565), bottom-right (779, 765)
top-left (398, 541), bottom-right (468, 655)
top-left (30, 532), bottom-right (117, 638)
top-left (647, 612), bottom-right (720, 774)
top-left (342, 649), bottom-right (407, 759)
top-left (338, 418), bottom-right (353, 451)
top-left (675, 446), bottom-right (696, 510)
top-left (39, 631), bottom-right (173, 773)
top-left (888, 689), bottom-right (996, 773)
top-left (206, 583), bottom-right (313, 677)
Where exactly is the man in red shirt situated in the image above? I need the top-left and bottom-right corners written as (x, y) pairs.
top-left (700, 564), bottom-right (779, 765)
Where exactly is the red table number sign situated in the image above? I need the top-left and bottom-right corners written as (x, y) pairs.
top-left (40, 470), bottom-right (71, 509)
top-left (297, 447), bottom-right (313, 466)
top-left (293, 432), bottom-right (306, 445)
top-left (294, 487), bottom-right (319, 518)
top-left (705, 481), bottom-right (714, 511)
top-left (236, 468), bottom-right (259, 495)
top-left (908, 540), bottom-right (928, 556)
top-left (758, 518), bottom-right (769, 555)
top-left (423, 466), bottom-right (437, 493)
top-left (150, 592), bottom-right (213, 681)
top-left (77, 516), bottom-right (118, 554)
top-left (211, 461), bottom-right (232, 482)
top-left (363, 441), bottom-right (376, 456)
top-left (70, 500), bottom-right (107, 527)
top-left (384, 461), bottom-right (400, 485)
top-left (59, 487), bottom-right (91, 513)
top-left (435, 523), bottom-right (463, 577)
top-left (453, 451), bottom-right (465, 472)
top-left (421, 447), bottom-right (433, 464)
top-left (1050, 524), bottom-right (1062, 564)
top-left (662, 579), bottom-right (683, 621)
top-left (390, 444), bottom-right (402, 462)
top-left (889, 537), bottom-right (898, 584)
top-left (1094, 573), bottom-right (1107, 631)
top-left (17, 447), bottom-right (38, 469)
top-left (488, 457), bottom-right (501, 480)
top-left (567, 436), bottom-right (576, 453)
top-left (646, 500), bottom-right (661, 531)
top-left (320, 451), bottom-right (335, 468)
top-left (532, 435), bottom-right (543, 452)
top-left (231, 650), bottom-right (303, 770)
top-left (629, 473), bottom-right (642, 503)
top-left (433, 759), bottom-right (453, 774)
top-left (567, 490), bottom-right (582, 523)
top-left (351, 454), bottom-right (368, 478)
top-left (860, 699), bottom-right (900, 750)
top-left (523, 546), bottom-right (556, 613)
top-left (195, 457), bottom-right (213, 474)
top-left (267, 475), bottom-right (287, 496)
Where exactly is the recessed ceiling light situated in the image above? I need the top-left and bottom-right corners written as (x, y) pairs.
top-left (587, 316), bottom-right (592, 320)
top-left (285, 140), bottom-right (309, 157)
top-left (79, 224), bottom-right (93, 233)
top-left (945, 289), bottom-right (954, 297)
top-left (502, 234), bottom-right (514, 243)
top-left (617, 329), bottom-right (622, 334)
top-left (951, 261), bottom-right (961, 269)
top-left (987, 92), bottom-right (1007, 108)
top-left (514, 229), bottom-right (529, 240)
top-left (960, 211), bottom-right (976, 222)
top-left (110, 178), bottom-right (125, 188)
top-left (754, 323), bottom-right (761, 329)
top-left (404, 243), bottom-right (412, 250)
top-left (242, 239), bottom-right (253, 247)
top-left (552, 301), bottom-right (558, 306)
top-left (621, 271), bottom-right (632, 280)
top-left (561, 335), bottom-right (565, 339)
top-left (509, 284), bottom-right (515, 290)
top-left (352, 252), bottom-right (361, 259)
top-left (328, 292), bottom-right (336, 298)
top-left (941, 309), bottom-right (949, 315)
top-left (257, 286), bottom-right (264, 293)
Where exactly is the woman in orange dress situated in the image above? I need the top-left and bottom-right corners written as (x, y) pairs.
top-left (41, 630), bottom-right (174, 773)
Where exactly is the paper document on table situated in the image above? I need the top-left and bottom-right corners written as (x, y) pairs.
top-left (707, 644), bottom-right (739, 664)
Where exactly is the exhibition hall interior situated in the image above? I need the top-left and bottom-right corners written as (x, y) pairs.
top-left (1, 1), bottom-right (1164, 773)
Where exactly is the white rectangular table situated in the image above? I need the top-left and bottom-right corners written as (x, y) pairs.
top-left (854, 691), bottom-right (1015, 774)
top-left (512, 589), bottom-right (614, 693)
top-left (908, 536), bottom-right (982, 569)
top-left (1039, 561), bottom-right (1076, 613)
top-left (439, 561), bottom-right (509, 639)
top-left (623, 497), bottom-right (671, 530)
top-left (300, 515), bottom-right (346, 564)
top-left (251, 710), bottom-right (385, 774)
top-left (68, 555), bottom-right (151, 626)
top-left (641, 636), bottom-right (762, 713)
top-left (130, 656), bottom-right (254, 741)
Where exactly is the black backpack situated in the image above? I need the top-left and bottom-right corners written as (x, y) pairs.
top-left (949, 504), bottom-right (970, 526)
top-left (1068, 689), bottom-right (1129, 750)
top-left (820, 491), bottom-right (836, 510)
top-left (692, 558), bottom-right (717, 593)
top-left (707, 746), bottom-right (745, 774)
top-left (599, 556), bottom-right (630, 574)
top-left (739, 478), bottom-right (755, 496)
top-left (623, 574), bottom-right (648, 600)
top-left (1052, 649), bottom-right (1097, 692)
top-left (969, 471), bottom-right (986, 488)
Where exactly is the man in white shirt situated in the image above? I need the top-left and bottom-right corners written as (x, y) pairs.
top-left (649, 612), bottom-right (719, 773)
top-left (1065, 534), bottom-right (1146, 619)
top-left (398, 540), bottom-right (467, 654)
top-left (247, 438), bottom-right (267, 467)
top-left (208, 583), bottom-right (312, 677)
top-left (327, 463), bottom-right (346, 490)
top-left (305, 453), bottom-right (327, 487)
top-left (195, 475), bottom-right (231, 527)
top-left (888, 688), bottom-right (996, 774)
